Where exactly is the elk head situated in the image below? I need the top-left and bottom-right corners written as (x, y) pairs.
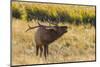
top-left (26, 22), bottom-right (67, 33)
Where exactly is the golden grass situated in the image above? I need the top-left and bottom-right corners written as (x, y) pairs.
top-left (12, 19), bottom-right (96, 65)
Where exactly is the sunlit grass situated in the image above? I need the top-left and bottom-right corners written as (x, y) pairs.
top-left (12, 19), bottom-right (96, 65)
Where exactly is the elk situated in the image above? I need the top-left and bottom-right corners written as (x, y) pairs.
top-left (26, 22), bottom-right (68, 58)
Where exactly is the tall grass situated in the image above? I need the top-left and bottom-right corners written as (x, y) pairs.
top-left (12, 2), bottom-right (96, 25)
top-left (12, 19), bottom-right (96, 65)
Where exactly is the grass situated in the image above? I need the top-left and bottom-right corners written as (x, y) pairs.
top-left (12, 18), bottom-right (96, 65)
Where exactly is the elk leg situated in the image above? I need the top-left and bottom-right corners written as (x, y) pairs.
top-left (44, 45), bottom-right (47, 58)
top-left (46, 45), bottom-right (49, 55)
top-left (36, 45), bottom-right (39, 56)
top-left (40, 46), bottom-right (43, 57)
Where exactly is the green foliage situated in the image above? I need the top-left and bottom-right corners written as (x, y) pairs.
top-left (12, 2), bottom-right (96, 25)
top-left (12, 2), bottom-right (21, 19)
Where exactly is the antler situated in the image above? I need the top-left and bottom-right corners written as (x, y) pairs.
top-left (37, 22), bottom-right (41, 26)
top-left (26, 21), bottom-right (59, 32)
top-left (25, 24), bottom-right (39, 32)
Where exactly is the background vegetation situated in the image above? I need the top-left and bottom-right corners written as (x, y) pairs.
top-left (12, 2), bottom-right (96, 25)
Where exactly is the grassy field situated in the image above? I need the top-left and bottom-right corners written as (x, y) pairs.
top-left (12, 18), bottom-right (96, 65)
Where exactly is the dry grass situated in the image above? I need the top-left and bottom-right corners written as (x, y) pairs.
top-left (12, 19), bottom-right (96, 65)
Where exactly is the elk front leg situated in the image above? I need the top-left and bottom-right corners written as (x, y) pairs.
top-left (46, 45), bottom-right (49, 55)
top-left (40, 46), bottom-right (43, 57)
top-left (44, 45), bottom-right (47, 58)
top-left (36, 45), bottom-right (39, 56)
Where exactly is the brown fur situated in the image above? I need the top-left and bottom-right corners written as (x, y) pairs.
top-left (26, 23), bottom-right (68, 58)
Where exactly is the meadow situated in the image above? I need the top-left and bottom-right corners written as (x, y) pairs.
top-left (12, 1), bottom-right (96, 66)
top-left (12, 18), bottom-right (95, 65)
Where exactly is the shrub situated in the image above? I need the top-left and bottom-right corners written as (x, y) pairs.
top-left (12, 2), bottom-right (96, 25)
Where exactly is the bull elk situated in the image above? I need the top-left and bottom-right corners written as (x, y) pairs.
top-left (26, 22), bottom-right (68, 58)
